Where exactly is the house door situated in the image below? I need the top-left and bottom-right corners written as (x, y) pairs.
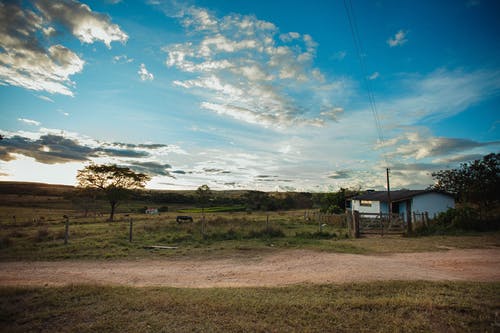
top-left (391, 202), bottom-right (399, 214)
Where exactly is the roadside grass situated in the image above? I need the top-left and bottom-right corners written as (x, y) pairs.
top-left (0, 281), bottom-right (498, 332)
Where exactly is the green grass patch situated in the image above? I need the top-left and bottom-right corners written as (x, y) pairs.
top-left (178, 205), bottom-right (246, 213)
top-left (0, 281), bottom-right (498, 332)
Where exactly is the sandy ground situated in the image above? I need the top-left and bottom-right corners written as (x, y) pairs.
top-left (1, 248), bottom-right (499, 288)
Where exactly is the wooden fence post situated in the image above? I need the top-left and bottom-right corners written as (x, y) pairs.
top-left (353, 211), bottom-right (360, 238)
top-left (129, 218), bottom-right (133, 242)
top-left (63, 215), bottom-right (69, 245)
top-left (407, 212), bottom-right (413, 235)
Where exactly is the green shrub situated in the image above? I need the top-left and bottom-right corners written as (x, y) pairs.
top-left (415, 207), bottom-right (499, 235)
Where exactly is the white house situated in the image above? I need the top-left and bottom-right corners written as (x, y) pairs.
top-left (145, 207), bottom-right (159, 215)
top-left (348, 189), bottom-right (455, 221)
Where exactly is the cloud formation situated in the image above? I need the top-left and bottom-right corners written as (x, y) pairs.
top-left (376, 68), bottom-right (500, 125)
top-left (34, 0), bottom-right (128, 47)
top-left (387, 30), bottom-right (408, 47)
top-left (138, 63), bottom-right (154, 81)
top-left (18, 118), bottom-right (41, 126)
top-left (0, 1), bottom-right (127, 96)
top-left (378, 131), bottom-right (500, 160)
top-left (161, 5), bottom-right (345, 128)
top-left (0, 132), bottom-right (173, 168)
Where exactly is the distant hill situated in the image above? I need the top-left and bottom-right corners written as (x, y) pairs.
top-left (0, 181), bottom-right (75, 196)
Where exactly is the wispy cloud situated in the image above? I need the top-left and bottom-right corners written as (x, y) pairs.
top-left (0, 1), bottom-right (126, 96)
top-left (377, 68), bottom-right (500, 125)
top-left (160, 4), bottom-right (346, 128)
top-left (37, 95), bottom-right (54, 103)
top-left (18, 118), bottom-right (41, 126)
top-left (113, 55), bottom-right (134, 64)
top-left (377, 130), bottom-right (500, 160)
top-left (138, 63), bottom-right (154, 81)
top-left (387, 30), bottom-right (408, 47)
top-left (368, 72), bottom-right (379, 80)
top-left (331, 50), bottom-right (347, 61)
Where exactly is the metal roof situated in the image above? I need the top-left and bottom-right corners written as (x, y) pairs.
top-left (349, 189), bottom-right (452, 203)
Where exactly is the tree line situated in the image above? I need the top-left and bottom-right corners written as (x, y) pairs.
top-left (73, 153), bottom-right (499, 222)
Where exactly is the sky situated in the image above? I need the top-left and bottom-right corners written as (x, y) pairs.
top-left (0, 0), bottom-right (499, 192)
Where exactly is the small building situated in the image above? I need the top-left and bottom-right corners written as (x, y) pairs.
top-left (145, 207), bottom-right (159, 215)
top-left (348, 189), bottom-right (455, 221)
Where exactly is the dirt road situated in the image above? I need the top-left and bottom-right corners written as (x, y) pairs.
top-left (1, 248), bottom-right (499, 288)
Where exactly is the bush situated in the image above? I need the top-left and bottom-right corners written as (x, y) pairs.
top-left (415, 207), bottom-right (499, 235)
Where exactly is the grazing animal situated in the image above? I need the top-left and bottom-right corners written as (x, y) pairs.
top-left (176, 215), bottom-right (193, 223)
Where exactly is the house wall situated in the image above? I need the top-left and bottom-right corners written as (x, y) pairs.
top-left (351, 199), bottom-right (380, 214)
top-left (412, 193), bottom-right (455, 218)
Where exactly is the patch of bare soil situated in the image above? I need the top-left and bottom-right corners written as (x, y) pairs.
top-left (0, 249), bottom-right (499, 288)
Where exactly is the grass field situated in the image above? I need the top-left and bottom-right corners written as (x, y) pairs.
top-left (1, 206), bottom-right (499, 260)
top-left (1, 184), bottom-right (499, 332)
top-left (1, 281), bottom-right (499, 332)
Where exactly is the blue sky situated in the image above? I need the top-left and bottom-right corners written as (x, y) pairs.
top-left (0, 0), bottom-right (499, 191)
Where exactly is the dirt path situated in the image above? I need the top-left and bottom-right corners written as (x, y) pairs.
top-left (1, 249), bottom-right (499, 288)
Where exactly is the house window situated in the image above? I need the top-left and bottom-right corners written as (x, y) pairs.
top-left (360, 200), bottom-right (372, 207)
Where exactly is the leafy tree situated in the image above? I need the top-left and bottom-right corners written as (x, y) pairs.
top-left (66, 187), bottom-right (98, 217)
top-left (77, 164), bottom-right (150, 221)
top-left (432, 153), bottom-right (499, 219)
top-left (196, 184), bottom-right (212, 207)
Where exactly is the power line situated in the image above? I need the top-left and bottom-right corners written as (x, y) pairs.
top-left (343, 0), bottom-right (388, 166)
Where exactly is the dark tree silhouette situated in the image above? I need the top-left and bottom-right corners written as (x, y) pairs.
top-left (432, 153), bottom-right (499, 219)
top-left (77, 164), bottom-right (150, 221)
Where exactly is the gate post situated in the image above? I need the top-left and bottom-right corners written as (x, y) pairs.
top-left (407, 212), bottom-right (413, 235)
top-left (353, 210), bottom-right (360, 238)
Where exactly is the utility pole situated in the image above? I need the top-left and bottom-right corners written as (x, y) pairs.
top-left (386, 168), bottom-right (392, 226)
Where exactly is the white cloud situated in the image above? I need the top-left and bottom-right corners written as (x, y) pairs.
top-left (368, 72), bottom-right (379, 80)
top-left (35, 0), bottom-right (128, 48)
top-left (331, 51), bottom-right (347, 60)
top-left (18, 118), bottom-right (41, 126)
top-left (0, 1), bottom-right (126, 96)
top-left (113, 55), bottom-right (134, 64)
top-left (162, 5), bottom-right (345, 128)
top-left (57, 109), bottom-right (70, 116)
top-left (387, 30), bottom-right (408, 47)
top-left (37, 95), bottom-right (54, 103)
top-left (138, 64), bottom-right (154, 81)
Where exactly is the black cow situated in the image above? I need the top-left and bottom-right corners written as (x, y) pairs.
top-left (176, 215), bottom-right (193, 224)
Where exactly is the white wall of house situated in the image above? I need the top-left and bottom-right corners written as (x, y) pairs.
top-left (412, 193), bottom-right (455, 218)
top-left (351, 199), bottom-right (380, 214)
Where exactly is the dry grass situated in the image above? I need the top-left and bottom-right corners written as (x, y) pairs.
top-left (0, 281), bottom-right (498, 332)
